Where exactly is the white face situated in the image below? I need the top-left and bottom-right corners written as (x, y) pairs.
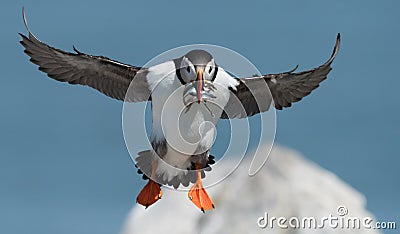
top-left (180, 57), bottom-right (216, 83)
top-left (180, 56), bottom-right (218, 107)
top-left (203, 59), bottom-right (216, 81)
top-left (180, 56), bottom-right (196, 83)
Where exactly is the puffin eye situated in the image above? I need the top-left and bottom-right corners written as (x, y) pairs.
top-left (186, 66), bottom-right (191, 73)
top-left (208, 66), bottom-right (212, 74)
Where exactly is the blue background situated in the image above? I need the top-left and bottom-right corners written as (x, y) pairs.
top-left (1, 0), bottom-right (398, 233)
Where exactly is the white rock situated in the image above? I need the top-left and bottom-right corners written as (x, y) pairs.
top-left (121, 145), bottom-right (381, 234)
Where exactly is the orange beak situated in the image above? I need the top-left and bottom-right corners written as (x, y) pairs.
top-left (196, 69), bottom-right (204, 103)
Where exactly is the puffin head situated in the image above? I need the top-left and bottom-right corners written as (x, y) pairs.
top-left (179, 50), bottom-right (218, 106)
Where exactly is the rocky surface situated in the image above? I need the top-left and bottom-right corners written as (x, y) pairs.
top-left (121, 145), bottom-right (380, 234)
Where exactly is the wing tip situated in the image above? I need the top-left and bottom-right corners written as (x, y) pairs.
top-left (287, 64), bottom-right (299, 73)
top-left (334, 32), bottom-right (341, 53)
top-left (72, 45), bottom-right (84, 54)
top-left (327, 33), bottom-right (341, 64)
top-left (22, 7), bottom-right (29, 34)
top-left (20, 7), bottom-right (41, 42)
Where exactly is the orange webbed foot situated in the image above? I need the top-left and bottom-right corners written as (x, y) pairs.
top-left (188, 184), bottom-right (214, 212)
top-left (188, 174), bottom-right (215, 212)
top-left (136, 180), bottom-right (162, 208)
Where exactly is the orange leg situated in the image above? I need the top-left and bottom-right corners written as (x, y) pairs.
top-left (188, 164), bottom-right (215, 212)
top-left (136, 160), bottom-right (162, 208)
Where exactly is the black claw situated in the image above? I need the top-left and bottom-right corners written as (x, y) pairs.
top-left (201, 208), bottom-right (205, 213)
top-left (212, 204), bottom-right (215, 209)
top-left (204, 166), bottom-right (212, 172)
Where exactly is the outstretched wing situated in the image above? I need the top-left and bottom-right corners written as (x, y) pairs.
top-left (221, 33), bottom-right (340, 119)
top-left (19, 8), bottom-right (151, 102)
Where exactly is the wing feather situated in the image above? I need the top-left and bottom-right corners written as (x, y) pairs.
top-left (221, 33), bottom-right (340, 119)
top-left (19, 8), bottom-right (150, 102)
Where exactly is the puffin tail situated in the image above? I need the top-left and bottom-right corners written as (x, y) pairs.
top-left (135, 150), bottom-right (154, 180)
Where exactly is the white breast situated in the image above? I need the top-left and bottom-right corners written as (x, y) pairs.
top-left (146, 63), bottom-right (238, 180)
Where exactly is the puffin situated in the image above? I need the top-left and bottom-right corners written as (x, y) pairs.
top-left (19, 8), bottom-right (340, 212)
